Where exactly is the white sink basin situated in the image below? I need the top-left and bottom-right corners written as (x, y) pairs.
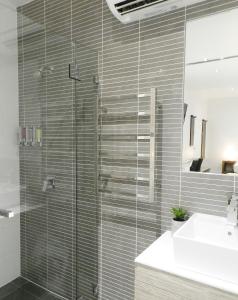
top-left (173, 213), bottom-right (238, 284)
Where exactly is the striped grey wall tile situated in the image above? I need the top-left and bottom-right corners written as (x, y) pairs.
top-left (181, 173), bottom-right (234, 216)
top-left (100, 2), bottom-right (139, 300)
top-left (72, 0), bottom-right (102, 51)
top-left (138, 7), bottom-right (185, 247)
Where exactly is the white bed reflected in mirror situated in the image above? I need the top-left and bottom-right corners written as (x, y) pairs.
top-left (183, 7), bottom-right (238, 174)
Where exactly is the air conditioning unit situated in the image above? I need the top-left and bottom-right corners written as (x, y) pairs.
top-left (105, 0), bottom-right (205, 24)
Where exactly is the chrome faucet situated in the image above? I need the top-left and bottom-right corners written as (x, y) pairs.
top-left (42, 176), bottom-right (55, 192)
top-left (227, 194), bottom-right (238, 226)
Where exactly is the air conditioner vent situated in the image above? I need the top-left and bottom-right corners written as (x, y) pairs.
top-left (116, 0), bottom-right (168, 15)
top-left (106, 0), bottom-right (205, 24)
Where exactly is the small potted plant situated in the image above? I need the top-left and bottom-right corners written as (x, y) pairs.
top-left (171, 207), bottom-right (188, 234)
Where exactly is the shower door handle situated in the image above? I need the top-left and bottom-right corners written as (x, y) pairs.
top-left (69, 63), bottom-right (81, 81)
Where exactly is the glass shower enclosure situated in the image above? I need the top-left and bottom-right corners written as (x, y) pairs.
top-left (0, 1), bottom-right (99, 299)
top-left (0, 1), bottom-right (159, 300)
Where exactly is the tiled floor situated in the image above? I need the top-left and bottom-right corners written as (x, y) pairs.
top-left (0, 278), bottom-right (61, 300)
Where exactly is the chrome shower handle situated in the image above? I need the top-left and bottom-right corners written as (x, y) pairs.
top-left (42, 176), bottom-right (55, 192)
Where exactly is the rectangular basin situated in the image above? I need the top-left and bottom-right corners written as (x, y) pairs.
top-left (173, 213), bottom-right (238, 284)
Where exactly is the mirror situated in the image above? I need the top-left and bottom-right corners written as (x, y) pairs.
top-left (183, 7), bottom-right (238, 174)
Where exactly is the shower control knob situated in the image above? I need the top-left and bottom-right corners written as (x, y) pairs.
top-left (42, 176), bottom-right (55, 192)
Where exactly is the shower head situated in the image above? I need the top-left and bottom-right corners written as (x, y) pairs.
top-left (33, 65), bottom-right (54, 79)
top-left (33, 69), bottom-right (43, 79)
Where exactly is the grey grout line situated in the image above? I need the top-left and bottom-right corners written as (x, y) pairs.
top-left (136, 19), bottom-right (140, 258)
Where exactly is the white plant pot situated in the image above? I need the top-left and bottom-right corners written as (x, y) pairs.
top-left (171, 219), bottom-right (186, 234)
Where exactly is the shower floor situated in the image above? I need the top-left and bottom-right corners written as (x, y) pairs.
top-left (0, 277), bottom-right (61, 300)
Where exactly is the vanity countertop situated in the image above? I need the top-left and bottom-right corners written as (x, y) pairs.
top-left (135, 231), bottom-right (238, 296)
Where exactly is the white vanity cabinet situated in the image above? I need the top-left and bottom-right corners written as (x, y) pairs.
top-left (134, 232), bottom-right (238, 300)
top-left (135, 264), bottom-right (238, 300)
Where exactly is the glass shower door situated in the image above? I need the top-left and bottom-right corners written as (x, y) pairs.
top-left (75, 43), bottom-right (99, 300)
top-left (18, 3), bottom-right (77, 298)
top-left (2, 1), bottom-right (99, 298)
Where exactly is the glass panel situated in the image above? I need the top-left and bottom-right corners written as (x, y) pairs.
top-left (75, 42), bottom-right (99, 300)
top-left (1, 1), bottom-right (162, 300)
top-left (0, 1), bottom-right (77, 299)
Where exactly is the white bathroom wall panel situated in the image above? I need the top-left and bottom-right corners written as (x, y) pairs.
top-left (0, 2), bottom-right (20, 287)
top-left (0, 216), bottom-right (20, 287)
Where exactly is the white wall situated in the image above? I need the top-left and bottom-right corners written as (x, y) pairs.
top-left (0, 2), bottom-right (20, 287)
top-left (183, 89), bottom-right (208, 171)
top-left (206, 98), bottom-right (238, 173)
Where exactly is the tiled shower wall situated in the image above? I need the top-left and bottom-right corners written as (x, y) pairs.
top-left (18, 0), bottom-right (76, 299)
top-left (17, 0), bottom-right (238, 300)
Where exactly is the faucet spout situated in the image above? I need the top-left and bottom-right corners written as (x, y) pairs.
top-left (227, 194), bottom-right (238, 226)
